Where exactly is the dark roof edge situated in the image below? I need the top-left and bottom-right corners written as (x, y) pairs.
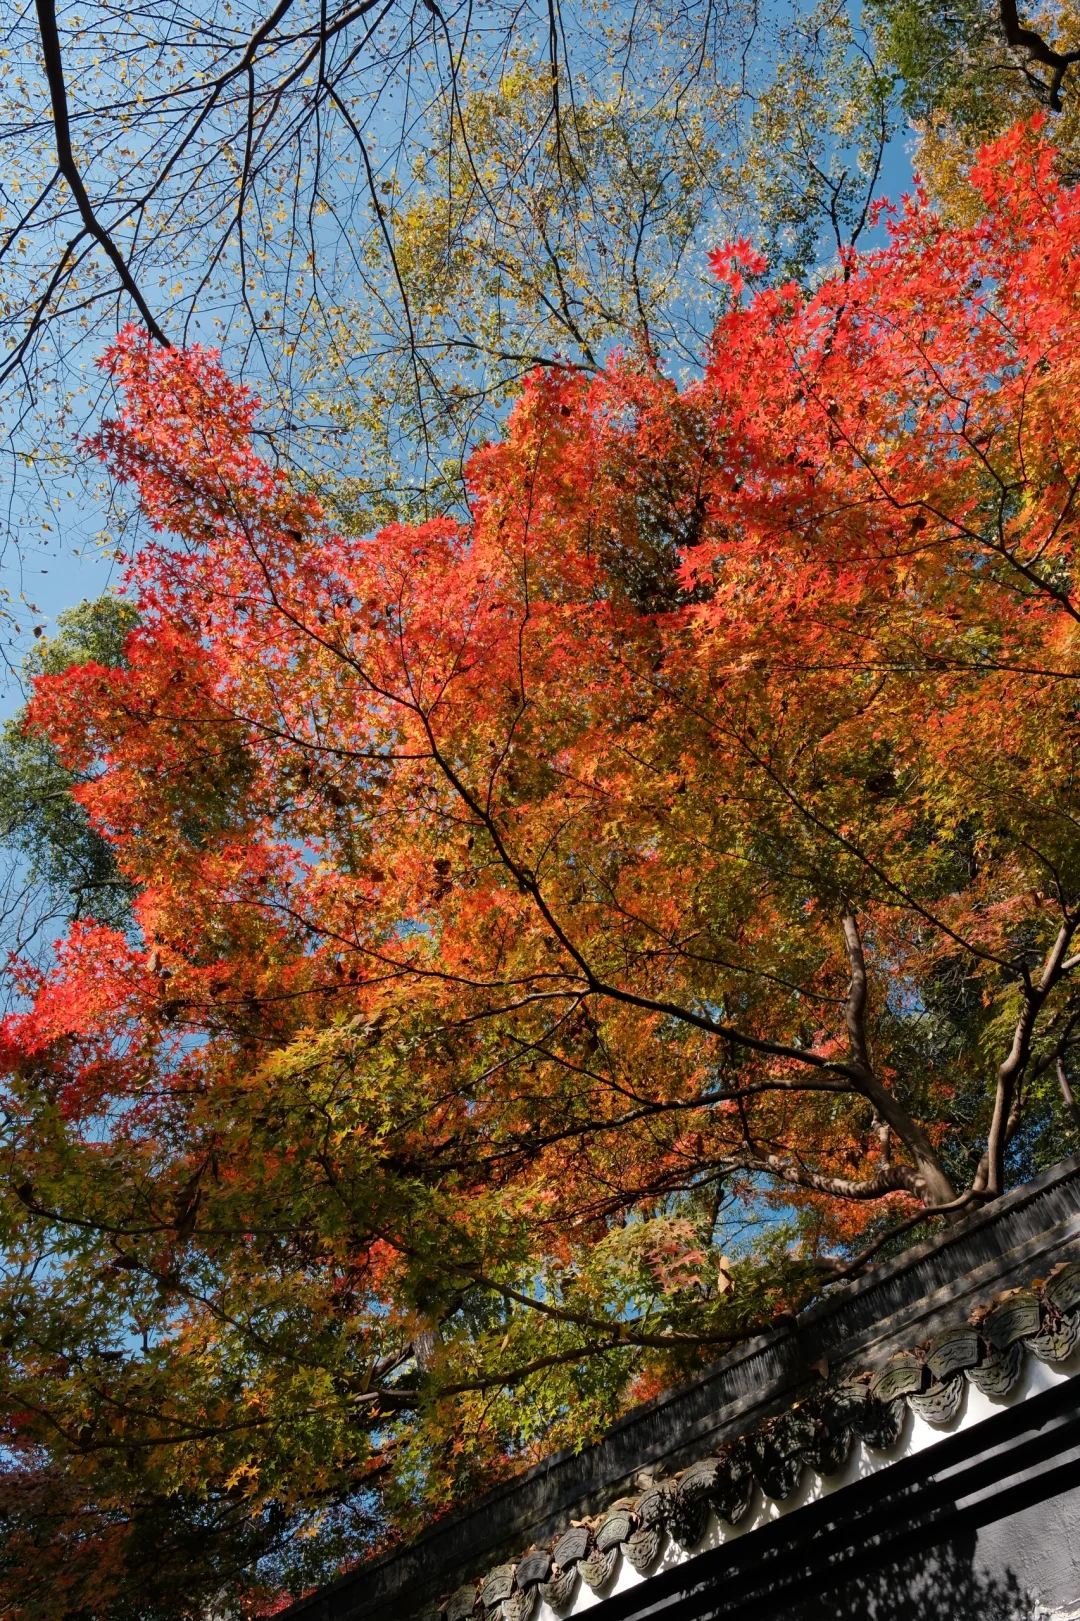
top-left (285, 1155), bottom-right (1080, 1621)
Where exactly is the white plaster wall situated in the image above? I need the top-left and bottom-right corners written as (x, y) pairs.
top-left (533, 1344), bottom-right (1080, 1621)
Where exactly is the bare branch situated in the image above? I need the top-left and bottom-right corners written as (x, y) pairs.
top-left (1057, 1056), bottom-right (1080, 1133)
top-left (33, 0), bottom-right (171, 346)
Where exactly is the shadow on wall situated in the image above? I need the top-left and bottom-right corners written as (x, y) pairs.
top-left (781, 1537), bottom-right (1037, 1621)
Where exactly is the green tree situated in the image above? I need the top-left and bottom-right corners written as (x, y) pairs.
top-left (0, 596), bottom-right (137, 959)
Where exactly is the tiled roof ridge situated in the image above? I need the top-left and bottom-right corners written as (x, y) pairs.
top-left (426, 1256), bottom-right (1080, 1621)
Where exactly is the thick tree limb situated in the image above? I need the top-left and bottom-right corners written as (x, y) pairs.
top-left (744, 1147), bottom-right (924, 1201)
top-left (999, 0), bottom-right (1080, 109)
top-left (977, 915), bottom-right (1078, 1197)
top-left (841, 915), bottom-right (956, 1206)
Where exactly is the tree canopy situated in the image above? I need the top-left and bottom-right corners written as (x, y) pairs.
top-left (0, 0), bottom-right (898, 628)
top-left (1, 116), bottom-right (1079, 1618)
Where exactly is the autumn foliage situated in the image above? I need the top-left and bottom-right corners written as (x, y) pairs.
top-left (3, 120), bottom-right (1080, 1614)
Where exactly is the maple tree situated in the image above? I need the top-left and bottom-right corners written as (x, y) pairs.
top-left (3, 117), bottom-right (1080, 1616)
